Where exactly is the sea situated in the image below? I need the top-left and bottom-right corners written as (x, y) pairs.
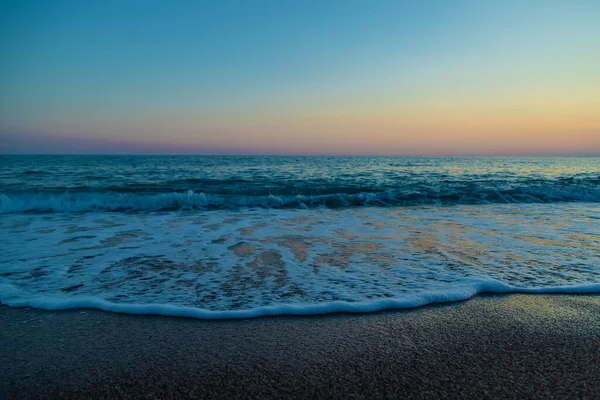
top-left (1, 155), bottom-right (599, 319)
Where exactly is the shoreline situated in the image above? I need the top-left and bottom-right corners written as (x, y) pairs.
top-left (2, 294), bottom-right (599, 398)
top-left (3, 289), bottom-right (600, 321)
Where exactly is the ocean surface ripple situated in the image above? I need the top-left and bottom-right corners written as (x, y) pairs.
top-left (1, 156), bottom-right (599, 212)
top-left (1, 156), bottom-right (599, 318)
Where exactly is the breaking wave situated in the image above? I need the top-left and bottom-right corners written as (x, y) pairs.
top-left (1, 180), bottom-right (599, 213)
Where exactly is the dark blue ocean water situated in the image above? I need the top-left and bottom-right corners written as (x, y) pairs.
top-left (1, 155), bottom-right (599, 318)
top-left (1, 156), bottom-right (599, 212)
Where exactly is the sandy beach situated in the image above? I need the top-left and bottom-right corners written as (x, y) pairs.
top-left (1, 294), bottom-right (599, 399)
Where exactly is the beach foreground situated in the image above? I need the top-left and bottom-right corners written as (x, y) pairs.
top-left (1, 295), bottom-right (599, 399)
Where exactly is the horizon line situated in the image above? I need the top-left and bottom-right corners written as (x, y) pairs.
top-left (2, 153), bottom-right (599, 158)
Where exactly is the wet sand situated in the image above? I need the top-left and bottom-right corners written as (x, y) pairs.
top-left (1, 294), bottom-right (599, 399)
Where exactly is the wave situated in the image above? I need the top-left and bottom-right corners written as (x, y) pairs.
top-left (1, 181), bottom-right (599, 213)
top-left (1, 281), bottom-right (599, 320)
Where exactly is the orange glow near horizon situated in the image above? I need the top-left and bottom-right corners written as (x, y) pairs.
top-left (1, 1), bottom-right (599, 155)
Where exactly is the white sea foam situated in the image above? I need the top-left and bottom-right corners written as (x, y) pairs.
top-left (0, 204), bottom-right (599, 319)
top-left (2, 281), bottom-right (600, 320)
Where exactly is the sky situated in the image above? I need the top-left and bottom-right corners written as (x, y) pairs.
top-left (1, 0), bottom-right (599, 155)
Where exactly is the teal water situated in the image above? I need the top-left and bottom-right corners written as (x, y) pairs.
top-left (0, 156), bottom-right (598, 318)
top-left (1, 156), bottom-right (599, 212)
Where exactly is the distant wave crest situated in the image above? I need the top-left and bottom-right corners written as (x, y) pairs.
top-left (1, 179), bottom-right (599, 213)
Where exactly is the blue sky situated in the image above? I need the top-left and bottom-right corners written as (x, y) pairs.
top-left (1, 0), bottom-right (599, 155)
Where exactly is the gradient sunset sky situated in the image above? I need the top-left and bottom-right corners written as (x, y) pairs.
top-left (1, 0), bottom-right (599, 155)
